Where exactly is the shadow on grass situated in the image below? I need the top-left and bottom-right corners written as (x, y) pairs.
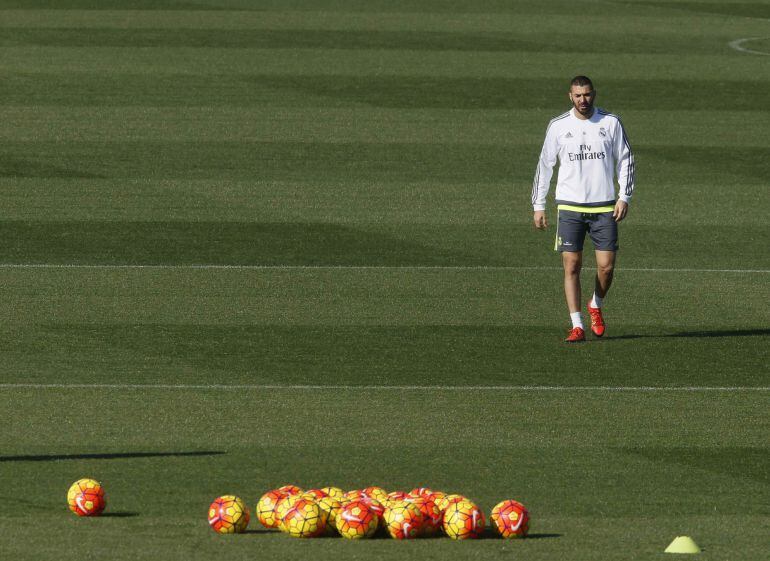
top-left (524, 533), bottom-right (562, 539)
top-left (240, 528), bottom-right (562, 539)
top-left (0, 220), bottom-right (491, 267)
top-left (606, 328), bottom-right (770, 341)
top-left (0, 451), bottom-right (225, 462)
top-left (477, 528), bottom-right (561, 540)
top-left (102, 512), bottom-right (140, 518)
top-left (624, 446), bottom-right (769, 484)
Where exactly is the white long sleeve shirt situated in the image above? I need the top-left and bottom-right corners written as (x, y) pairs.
top-left (531, 107), bottom-right (635, 211)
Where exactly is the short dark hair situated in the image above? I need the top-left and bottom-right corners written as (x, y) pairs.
top-left (570, 75), bottom-right (594, 90)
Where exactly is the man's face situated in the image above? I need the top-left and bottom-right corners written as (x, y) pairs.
top-left (569, 85), bottom-right (596, 116)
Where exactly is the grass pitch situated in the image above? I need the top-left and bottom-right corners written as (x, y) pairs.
top-left (0, 1), bottom-right (768, 560)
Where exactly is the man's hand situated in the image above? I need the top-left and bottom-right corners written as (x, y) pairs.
top-left (613, 200), bottom-right (628, 222)
top-left (533, 210), bottom-right (547, 229)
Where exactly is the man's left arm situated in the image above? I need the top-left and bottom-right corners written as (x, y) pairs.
top-left (613, 119), bottom-right (635, 222)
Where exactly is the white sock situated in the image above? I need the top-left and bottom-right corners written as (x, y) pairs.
top-left (570, 311), bottom-right (584, 329)
top-left (591, 293), bottom-right (603, 308)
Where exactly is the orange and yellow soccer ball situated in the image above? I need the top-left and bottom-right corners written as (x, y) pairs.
top-left (277, 484), bottom-right (303, 496)
top-left (336, 500), bottom-right (378, 539)
top-left (282, 498), bottom-right (325, 538)
top-left (275, 494), bottom-right (302, 532)
top-left (405, 495), bottom-right (442, 536)
top-left (208, 495), bottom-right (250, 534)
top-left (302, 489), bottom-right (329, 501)
top-left (361, 497), bottom-right (385, 525)
top-left (408, 487), bottom-right (432, 498)
top-left (67, 478), bottom-right (106, 517)
top-left (362, 486), bottom-right (388, 503)
top-left (320, 486), bottom-right (344, 499)
top-left (443, 499), bottom-right (485, 540)
top-left (256, 489), bottom-right (287, 529)
top-left (426, 490), bottom-right (447, 507)
top-left (317, 496), bottom-right (343, 535)
top-left (490, 499), bottom-right (530, 539)
top-left (383, 501), bottom-right (423, 539)
top-left (343, 489), bottom-right (365, 503)
top-left (386, 490), bottom-right (409, 506)
top-left (435, 493), bottom-right (466, 513)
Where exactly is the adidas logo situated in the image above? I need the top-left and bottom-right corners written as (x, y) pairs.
top-left (565, 132), bottom-right (573, 138)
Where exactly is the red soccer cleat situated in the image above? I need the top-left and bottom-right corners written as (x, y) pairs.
top-left (564, 327), bottom-right (585, 343)
top-left (586, 301), bottom-right (605, 337)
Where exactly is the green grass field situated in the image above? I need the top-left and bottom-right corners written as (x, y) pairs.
top-left (0, 1), bottom-right (768, 559)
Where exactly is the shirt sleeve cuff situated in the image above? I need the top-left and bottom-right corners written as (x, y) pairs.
top-left (533, 204), bottom-right (546, 211)
top-left (618, 194), bottom-right (631, 204)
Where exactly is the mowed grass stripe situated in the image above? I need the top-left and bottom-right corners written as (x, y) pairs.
top-left (1, 142), bottom-right (768, 185)
top-left (2, 383), bottom-right (768, 391)
top-left (1, 48), bottom-right (767, 80)
top-left (2, 72), bottom-right (769, 110)
top-left (0, 108), bottom-right (767, 150)
top-left (0, 178), bottom-right (766, 229)
top-left (0, 27), bottom-right (749, 56)
top-left (1, 264), bottom-right (768, 273)
top-left (1, 4), bottom-right (767, 29)
top-left (0, 221), bottom-right (765, 269)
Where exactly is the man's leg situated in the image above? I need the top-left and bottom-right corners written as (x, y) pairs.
top-left (563, 250), bottom-right (583, 314)
top-left (593, 250), bottom-right (616, 301)
top-left (562, 251), bottom-right (585, 342)
top-left (557, 210), bottom-right (587, 342)
top-left (587, 250), bottom-right (615, 337)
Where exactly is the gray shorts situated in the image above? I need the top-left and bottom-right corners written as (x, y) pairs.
top-left (556, 209), bottom-right (618, 252)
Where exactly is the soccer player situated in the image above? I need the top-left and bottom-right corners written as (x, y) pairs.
top-left (531, 76), bottom-right (635, 342)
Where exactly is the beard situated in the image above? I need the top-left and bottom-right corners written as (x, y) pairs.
top-left (573, 99), bottom-right (594, 116)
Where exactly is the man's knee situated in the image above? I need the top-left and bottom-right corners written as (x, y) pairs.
top-left (597, 261), bottom-right (614, 277)
top-left (562, 253), bottom-right (582, 276)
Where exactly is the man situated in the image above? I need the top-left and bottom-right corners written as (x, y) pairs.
top-left (531, 76), bottom-right (635, 342)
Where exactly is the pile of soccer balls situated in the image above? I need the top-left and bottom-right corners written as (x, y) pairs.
top-left (208, 485), bottom-right (530, 539)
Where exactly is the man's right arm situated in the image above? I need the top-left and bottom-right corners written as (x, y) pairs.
top-left (532, 124), bottom-right (558, 228)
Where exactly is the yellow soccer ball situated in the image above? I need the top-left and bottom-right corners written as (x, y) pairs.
top-left (443, 499), bottom-right (485, 540)
top-left (208, 495), bottom-right (250, 534)
top-left (282, 498), bottom-right (325, 538)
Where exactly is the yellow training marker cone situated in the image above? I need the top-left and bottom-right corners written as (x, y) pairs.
top-left (665, 536), bottom-right (701, 554)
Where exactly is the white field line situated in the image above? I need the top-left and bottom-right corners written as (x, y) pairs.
top-left (0, 264), bottom-right (767, 273)
top-left (729, 37), bottom-right (770, 56)
top-left (0, 383), bottom-right (767, 392)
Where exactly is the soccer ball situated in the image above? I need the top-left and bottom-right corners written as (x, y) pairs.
top-left (385, 490), bottom-right (409, 506)
top-left (277, 484), bottom-right (303, 495)
top-left (320, 486), bottom-right (344, 499)
top-left (282, 498), bottom-right (325, 538)
top-left (490, 499), bottom-right (530, 539)
top-left (383, 501), bottom-right (423, 539)
top-left (426, 490), bottom-right (447, 506)
top-left (336, 500), bottom-right (378, 539)
top-left (435, 493), bottom-right (466, 513)
top-left (302, 489), bottom-right (329, 501)
top-left (408, 487), bottom-right (432, 498)
top-left (443, 499), bottom-right (485, 539)
top-left (362, 486), bottom-right (388, 503)
top-left (405, 495), bottom-right (442, 536)
top-left (316, 496), bottom-right (343, 535)
top-left (256, 489), bottom-right (286, 529)
top-left (275, 494), bottom-right (302, 532)
top-left (208, 495), bottom-right (250, 534)
top-left (67, 478), bottom-right (105, 517)
top-left (361, 497), bottom-right (385, 524)
top-left (343, 489), bottom-right (365, 502)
